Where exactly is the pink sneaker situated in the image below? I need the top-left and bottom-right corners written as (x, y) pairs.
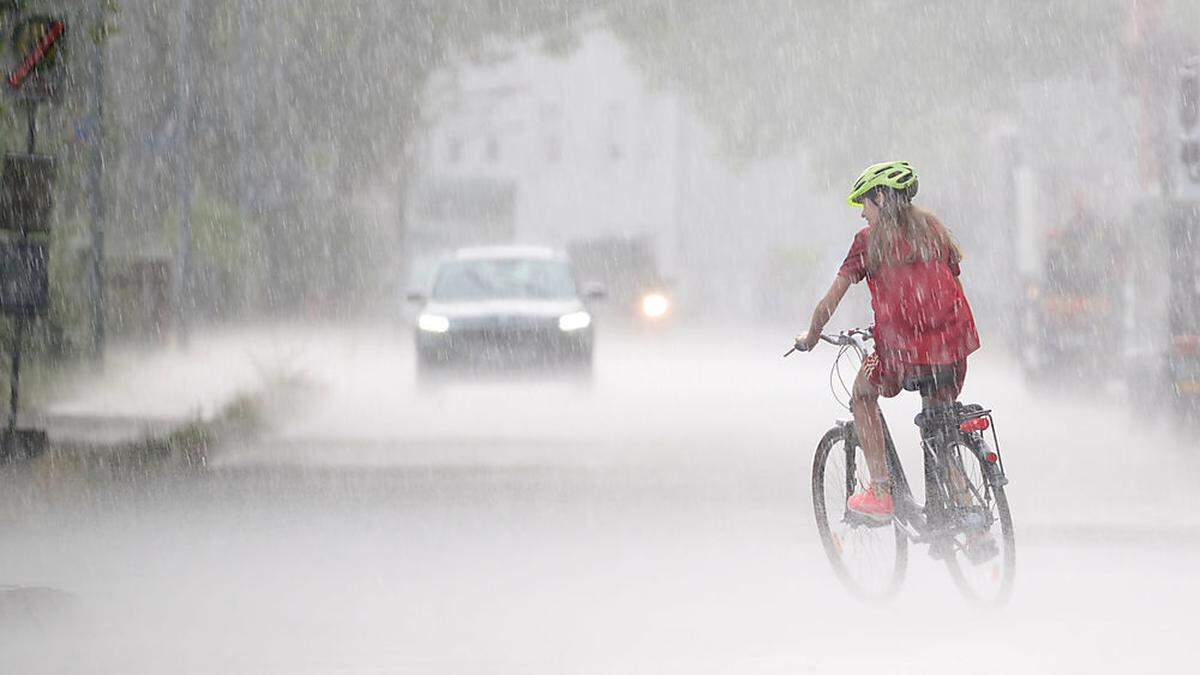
top-left (847, 485), bottom-right (894, 522)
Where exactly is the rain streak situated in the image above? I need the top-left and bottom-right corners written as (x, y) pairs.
top-left (0, 2), bottom-right (1198, 673)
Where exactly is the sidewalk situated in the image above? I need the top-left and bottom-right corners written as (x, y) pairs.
top-left (21, 326), bottom-right (308, 451)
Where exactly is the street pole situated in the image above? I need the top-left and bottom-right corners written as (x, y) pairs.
top-left (24, 100), bottom-right (34, 152)
top-left (237, 0), bottom-right (251, 219)
top-left (1, 14), bottom-right (63, 460)
top-left (7, 102), bottom-right (36, 451)
top-left (237, 0), bottom-right (259, 275)
top-left (87, 0), bottom-right (106, 368)
top-left (172, 0), bottom-right (193, 344)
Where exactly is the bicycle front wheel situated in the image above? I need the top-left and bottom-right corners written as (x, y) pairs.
top-left (940, 433), bottom-right (1016, 605)
top-left (811, 424), bottom-right (907, 602)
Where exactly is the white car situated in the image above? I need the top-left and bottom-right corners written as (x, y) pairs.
top-left (408, 246), bottom-right (601, 380)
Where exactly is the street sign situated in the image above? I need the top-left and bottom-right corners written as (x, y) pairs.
top-left (6, 16), bottom-right (65, 102)
top-left (0, 241), bottom-right (48, 316)
top-left (1174, 56), bottom-right (1200, 202)
top-left (0, 153), bottom-right (55, 232)
top-left (0, 428), bottom-right (46, 462)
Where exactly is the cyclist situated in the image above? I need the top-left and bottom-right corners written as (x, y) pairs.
top-left (797, 161), bottom-right (980, 521)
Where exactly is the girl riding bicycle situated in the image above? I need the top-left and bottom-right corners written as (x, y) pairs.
top-left (798, 161), bottom-right (980, 521)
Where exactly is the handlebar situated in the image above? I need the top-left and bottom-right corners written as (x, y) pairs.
top-left (784, 327), bottom-right (873, 358)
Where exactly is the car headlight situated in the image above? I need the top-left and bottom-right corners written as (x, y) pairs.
top-left (558, 311), bottom-right (592, 332)
top-left (418, 313), bottom-right (450, 333)
top-left (641, 293), bottom-right (670, 318)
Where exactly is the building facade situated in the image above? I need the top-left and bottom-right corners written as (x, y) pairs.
top-left (407, 30), bottom-right (832, 320)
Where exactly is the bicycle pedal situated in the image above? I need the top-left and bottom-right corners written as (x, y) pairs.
top-left (965, 536), bottom-right (1000, 565)
top-left (954, 509), bottom-right (982, 528)
top-left (927, 539), bottom-right (954, 561)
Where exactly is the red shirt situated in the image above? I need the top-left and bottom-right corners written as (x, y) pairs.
top-left (838, 227), bottom-right (980, 365)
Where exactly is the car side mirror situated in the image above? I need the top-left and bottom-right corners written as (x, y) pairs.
top-left (406, 291), bottom-right (426, 305)
top-left (583, 282), bottom-right (606, 301)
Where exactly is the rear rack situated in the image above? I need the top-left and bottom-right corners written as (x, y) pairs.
top-left (957, 403), bottom-right (1006, 483)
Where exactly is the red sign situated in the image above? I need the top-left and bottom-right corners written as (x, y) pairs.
top-left (7, 19), bottom-right (65, 90)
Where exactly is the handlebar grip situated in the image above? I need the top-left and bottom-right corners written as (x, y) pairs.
top-left (785, 330), bottom-right (869, 358)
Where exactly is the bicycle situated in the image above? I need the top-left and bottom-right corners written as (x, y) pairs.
top-left (786, 327), bottom-right (1016, 604)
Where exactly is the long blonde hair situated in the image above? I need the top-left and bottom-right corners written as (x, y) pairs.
top-left (865, 189), bottom-right (962, 273)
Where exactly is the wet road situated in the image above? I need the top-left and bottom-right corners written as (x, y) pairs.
top-left (3, 326), bottom-right (1198, 674)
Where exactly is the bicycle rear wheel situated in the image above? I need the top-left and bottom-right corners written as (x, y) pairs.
top-left (940, 433), bottom-right (1016, 605)
top-left (811, 425), bottom-right (907, 602)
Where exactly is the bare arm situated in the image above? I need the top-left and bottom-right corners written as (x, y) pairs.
top-left (799, 275), bottom-right (852, 348)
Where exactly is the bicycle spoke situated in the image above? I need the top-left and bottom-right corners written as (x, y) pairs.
top-left (794, 332), bottom-right (1014, 605)
top-left (940, 437), bottom-right (1016, 605)
top-left (814, 430), bottom-right (906, 601)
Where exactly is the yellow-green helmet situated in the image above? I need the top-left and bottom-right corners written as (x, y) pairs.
top-left (847, 161), bottom-right (918, 207)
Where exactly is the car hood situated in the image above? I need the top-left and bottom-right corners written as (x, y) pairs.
top-left (422, 298), bottom-right (584, 319)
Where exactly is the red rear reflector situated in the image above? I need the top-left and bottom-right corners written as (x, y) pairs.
top-left (960, 418), bottom-right (990, 432)
top-left (1174, 335), bottom-right (1200, 355)
top-left (985, 452), bottom-right (999, 464)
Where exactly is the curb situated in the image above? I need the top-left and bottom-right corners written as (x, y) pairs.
top-left (20, 390), bottom-right (267, 482)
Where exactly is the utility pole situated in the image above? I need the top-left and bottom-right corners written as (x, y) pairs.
top-left (237, 0), bottom-right (259, 259)
top-left (237, 0), bottom-right (250, 217)
top-left (86, 0), bottom-right (106, 367)
top-left (1, 14), bottom-right (65, 460)
top-left (172, 0), bottom-right (193, 344)
top-left (1130, 0), bottom-right (1167, 194)
top-left (235, 1), bottom-right (255, 313)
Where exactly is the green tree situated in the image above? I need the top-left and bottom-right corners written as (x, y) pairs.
top-left (90, 0), bottom-right (606, 315)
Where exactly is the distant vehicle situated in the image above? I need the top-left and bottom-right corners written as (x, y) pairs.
top-left (1164, 206), bottom-right (1200, 421)
top-left (1017, 220), bottom-right (1125, 384)
top-left (567, 235), bottom-right (673, 328)
top-left (408, 246), bottom-right (601, 382)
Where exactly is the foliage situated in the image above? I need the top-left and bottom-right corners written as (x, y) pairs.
top-left (579, 3), bottom-right (1192, 226)
top-left (76, 0), bottom-right (606, 318)
top-left (603, 2), bottom-right (1149, 175)
top-left (12, 0), bottom-right (1197, 336)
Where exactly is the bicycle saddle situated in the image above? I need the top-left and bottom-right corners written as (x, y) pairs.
top-left (901, 366), bottom-right (960, 395)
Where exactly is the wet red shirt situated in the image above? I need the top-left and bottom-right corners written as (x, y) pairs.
top-left (838, 227), bottom-right (980, 365)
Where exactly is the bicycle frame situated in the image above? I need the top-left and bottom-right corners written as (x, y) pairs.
top-left (834, 417), bottom-right (923, 533)
top-left (837, 408), bottom-right (963, 540)
top-left (796, 327), bottom-right (1016, 602)
top-left (802, 329), bottom-right (1007, 542)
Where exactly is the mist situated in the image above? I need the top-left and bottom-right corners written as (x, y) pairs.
top-left (1, 2), bottom-right (1198, 673)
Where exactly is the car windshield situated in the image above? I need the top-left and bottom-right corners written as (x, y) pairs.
top-left (432, 258), bottom-right (577, 301)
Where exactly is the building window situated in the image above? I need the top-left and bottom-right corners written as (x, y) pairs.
top-left (607, 139), bottom-right (622, 161)
top-left (539, 103), bottom-right (563, 164)
top-left (604, 101), bottom-right (625, 161)
top-left (486, 136), bottom-right (501, 163)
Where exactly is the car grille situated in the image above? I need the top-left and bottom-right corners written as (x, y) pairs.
top-left (453, 315), bottom-right (557, 336)
top-left (454, 325), bottom-right (559, 347)
top-left (421, 315), bottom-right (588, 367)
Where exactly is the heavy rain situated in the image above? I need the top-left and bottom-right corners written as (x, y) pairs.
top-left (0, 1), bottom-right (1198, 673)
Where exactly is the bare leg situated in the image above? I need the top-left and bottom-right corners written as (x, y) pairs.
top-left (851, 364), bottom-right (889, 488)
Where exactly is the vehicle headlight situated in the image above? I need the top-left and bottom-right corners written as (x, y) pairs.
top-left (641, 293), bottom-right (670, 318)
top-left (558, 311), bottom-right (592, 332)
top-left (418, 313), bottom-right (450, 333)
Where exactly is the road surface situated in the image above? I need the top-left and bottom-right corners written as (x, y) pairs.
top-left (2, 325), bottom-right (1197, 674)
